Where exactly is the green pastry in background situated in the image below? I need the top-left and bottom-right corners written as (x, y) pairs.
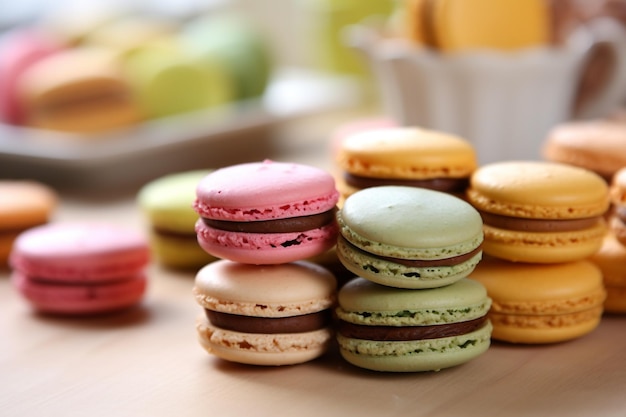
top-left (138, 170), bottom-right (217, 270)
top-left (122, 41), bottom-right (235, 119)
top-left (181, 14), bottom-right (273, 100)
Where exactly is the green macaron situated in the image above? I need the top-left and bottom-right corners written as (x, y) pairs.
top-left (336, 186), bottom-right (483, 289)
top-left (138, 170), bottom-right (217, 269)
top-left (336, 277), bottom-right (492, 372)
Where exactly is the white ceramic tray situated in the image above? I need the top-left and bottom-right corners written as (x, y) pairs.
top-left (0, 68), bottom-right (362, 190)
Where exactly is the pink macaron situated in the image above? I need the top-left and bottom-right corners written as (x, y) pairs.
top-left (10, 222), bottom-right (150, 315)
top-left (0, 28), bottom-right (64, 124)
top-left (194, 160), bottom-right (340, 264)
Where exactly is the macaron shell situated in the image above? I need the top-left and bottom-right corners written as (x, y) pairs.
top-left (481, 221), bottom-right (606, 263)
top-left (469, 257), bottom-right (606, 343)
top-left (12, 272), bottom-right (146, 314)
top-left (0, 181), bottom-right (57, 229)
top-left (149, 231), bottom-right (216, 270)
top-left (542, 121), bottom-right (626, 180)
top-left (589, 232), bottom-right (626, 313)
top-left (339, 186), bottom-right (483, 258)
top-left (138, 170), bottom-right (212, 233)
top-left (194, 260), bottom-right (336, 316)
top-left (432, 0), bottom-right (549, 51)
top-left (196, 315), bottom-right (332, 366)
top-left (337, 127), bottom-right (476, 180)
top-left (337, 277), bottom-right (490, 325)
top-left (194, 160), bottom-right (339, 221)
top-left (336, 236), bottom-right (482, 289)
top-left (468, 161), bottom-right (609, 219)
top-left (195, 220), bottom-right (338, 265)
top-left (610, 167), bottom-right (626, 204)
top-left (337, 321), bottom-right (492, 372)
top-left (10, 223), bottom-right (150, 282)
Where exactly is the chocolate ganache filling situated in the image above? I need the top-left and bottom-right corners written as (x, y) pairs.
top-left (205, 310), bottom-right (332, 334)
top-left (479, 211), bottom-right (602, 232)
top-left (343, 237), bottom-right (482, 267)
top-left (344, 173), bottom-right (469, 193)
top-left (202, 208), bottom-right (336, 233)
top-left (338, 316), bottom-right (488, 341)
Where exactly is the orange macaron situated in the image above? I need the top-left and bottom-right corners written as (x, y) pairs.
top-left (467, 161), bottom-right (609, 263)
top-left (470, 256), bottom-right (606, 344)
top-left (589, 232), bottom-right (626, 314)
top-left (0, 180), bottom-right (57, 266)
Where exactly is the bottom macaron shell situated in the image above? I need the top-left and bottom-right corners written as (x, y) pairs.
top-left (195, 220), bottom-right (338, 264)
top-left (489, 314), bottom-right (602, 344)
top-left (196, 316), bottom-right (333, 366)
top-left (482, 224), bottom-right (606, 263)
top-left (150, 232), bottom-right (216, 269)
top-left (336, 236), bottom-right (482, 289)
top-left (12, 273), bottom-right (147, 314)
top-left (337, 321), bottom-right (492, 372)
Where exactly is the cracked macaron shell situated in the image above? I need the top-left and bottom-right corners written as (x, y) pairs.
top-left (194, 160), bottom-right (339, 221)
top-left (193, 260), bottom-right (337, 318)
top-left (468, 161), bottom-right (609, 219)
top-left (337, 127), bottom-right (477, 180)
top-left (338, 186), bottom-right (483, 259)
top-left (337, 277), bottom-right (491, 326)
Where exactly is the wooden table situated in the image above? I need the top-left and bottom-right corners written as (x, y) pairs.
top-left (2, 112), bottom-right (625, 417)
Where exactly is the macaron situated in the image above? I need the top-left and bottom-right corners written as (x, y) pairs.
top-left (469, 256), bottom-right (606, 344)
top-left (0, 180), bottom-right (57, 266)
top-left (193, 160), bottom-right (340, 265)
top-left (609, 167), bottom-right (626, 245)
top-left (193, 259), bottom-right (337, 366)
top-left (336, 277), bottom-right (492, 372)
top-left (542, 120), bottom-right (626, 182)
top-left (181, 14), bottom-right (272, 99)
top-left (336, 186), bottom-right (483, 289)
top-left (122, 42), bottom-right (234, 119)
top-left (137, 170), bottom-right (217, 270)
top-left (589, 232), bottom-right (626, 314)
top-left (0, 28), bottom-right (64, 124)
top-left (10, 223), bottom-right (150, 315)
top-left (18, 47), bottom-right (142, 133)
top-left (405, 0), bottom-right (550, 51)
top-left (467, 161), bottom-right (609, 263)
top-left (336, 127), bottom-right (477, 199)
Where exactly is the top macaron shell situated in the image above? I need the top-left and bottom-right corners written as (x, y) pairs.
top-left (10, 223), bottom-right (150, 282)
top-left (194, 160), bottom-right (340, 264)
top-left (467, 161), bottom-right (609, 263)
top-left (337, 186), bottom-right (483, 288)
top-left (338, 127), bottom-right (477, 180)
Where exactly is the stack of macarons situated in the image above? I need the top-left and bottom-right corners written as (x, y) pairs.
top-left (10, 222), bottom-right (150, 315)
top-left (0, 12), bottom-right (272, 133)
top-left (467, 161), bottom-right (610, 344)
top-left (191, 160), bottom-right (340, 366)
top-left (335, 127), bottom-right (478, 203)
top-left (334, 185), bottom-right (492, 372)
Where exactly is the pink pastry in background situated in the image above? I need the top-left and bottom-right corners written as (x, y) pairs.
top-left (0, 28), bottom-right (64, 125)
top-left (10, 223), bottom-right (150, 315)
top-left (194, 160), bottom-right (340, 265)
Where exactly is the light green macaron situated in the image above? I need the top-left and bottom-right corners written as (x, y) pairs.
top-left (336, 186), bottom-right (483, 289)
top-left (336, 277), bottom-right (492, 372)
top-left (138, 170), bottom-right (216, 269)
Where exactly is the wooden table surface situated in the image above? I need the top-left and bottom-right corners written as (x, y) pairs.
top-left (2, 112), bottom-right (626, 417)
